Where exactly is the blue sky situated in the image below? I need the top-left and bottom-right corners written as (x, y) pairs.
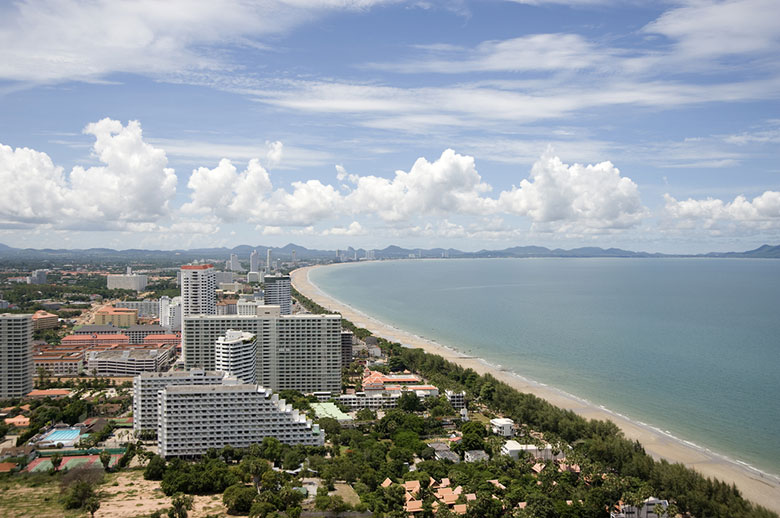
top-left (0, 0), bottom-right (778, 254)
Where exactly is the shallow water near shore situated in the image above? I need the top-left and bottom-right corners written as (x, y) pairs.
top-left (309, 257), bottom-right (780, 478)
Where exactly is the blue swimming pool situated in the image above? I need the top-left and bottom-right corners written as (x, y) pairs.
top-left (42, 429), bottom-right (81, 443)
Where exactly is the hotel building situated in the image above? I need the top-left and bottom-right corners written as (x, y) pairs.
top-left (215, 330), bottom-right (257, 384)
top-left (263, 274), bottom-right (291, 315)
top-left (0, 314), bottom-right (33, 398)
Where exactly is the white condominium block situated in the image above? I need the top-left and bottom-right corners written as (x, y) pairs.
top-left (0, 314), bottom-right (33, 398)
top-left (133, 369), bottom-right (230, 433)
top-left (158, 383), bottom-right (324, 457)
top-left (216, 330), bottom-right (257, 384)
top-left (250, 249), bottom-right (260, 273)
top-left (263, 274), bottom-right (291, 315)
top-left (183, 313), bottom-right (341, 393)
top-left (107, 274), bottom-right (148, 291)
top-left (181, 264), bottom-right (216, 317)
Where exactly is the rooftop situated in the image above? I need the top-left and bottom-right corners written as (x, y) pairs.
top-left (181, 264), bottom-right (214, 270)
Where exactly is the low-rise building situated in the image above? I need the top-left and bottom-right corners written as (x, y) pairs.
top-left (34, 354), bottom-right (83, 376)
top-left (95, 306), bottom-right (138, 328)
top-left (158, 382), bottom-right (324, 457)
top-left (32, 310), bottom-right (59, 331)
top-left (107, 272), bottom-right (148, 291)
top-left (490, 417), bottom-right (515, 437)
top-left (86, 344), bottom-right (175, 376)
top-left (501, 441), bottom-right (563, 461)
top-left (117, 299), bottom-right (159, 318)
top-left (445, 390), bottom-right (466, 410)
top-left (464, 450), bottom-right (490, 463)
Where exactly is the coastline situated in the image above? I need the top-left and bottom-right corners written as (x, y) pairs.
top-left (292, 263), bottom-right (780, 513)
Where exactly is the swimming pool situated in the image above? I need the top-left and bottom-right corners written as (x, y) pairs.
top-left (40, 428), bottom-right (81, 446)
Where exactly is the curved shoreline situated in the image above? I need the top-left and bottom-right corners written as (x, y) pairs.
top-left (292, 263), bottom-right (780, 513)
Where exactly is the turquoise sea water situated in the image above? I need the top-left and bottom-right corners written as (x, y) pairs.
top-left (309, 258), bottom-right (780, 477)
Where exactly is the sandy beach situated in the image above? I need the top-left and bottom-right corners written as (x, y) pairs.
top-left (292, 264), bottom-right (780, 513)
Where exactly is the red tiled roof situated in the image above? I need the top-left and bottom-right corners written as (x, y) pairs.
top-left (181, 264), bottom-right (213, 270)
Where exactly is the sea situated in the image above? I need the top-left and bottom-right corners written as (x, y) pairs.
top-left (309, 257), bottom-right (780, 478)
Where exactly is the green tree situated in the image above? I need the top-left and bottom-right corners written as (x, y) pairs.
top-left (84, 496), bottom-right (100, 518)
top-left (397, 392), bottom-right (423, 412)
top-left (241, 457), bottom-right (271, 493)
top-left (63, 480), bottom-right (96, 509)
top-left (50, 453), bottom-right (63, 472)
top-left (356, 408), bottom-right (377, 421)
top-left (169, 493), bottom-right (194, 518)
top-left (99, 450), bottom-right (112, 471)
top-left (144, 454), bottom-right (167, 480)
top-left (223, 484), bottom-right (258, 514)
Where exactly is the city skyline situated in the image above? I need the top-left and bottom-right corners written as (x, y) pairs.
top-left (1, 1), bottom-right (779, 254)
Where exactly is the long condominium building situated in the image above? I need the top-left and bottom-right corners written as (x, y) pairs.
top-left (158, 381), bottom-right (324, 457)
top-left (133, 369), bottom-right (231, 433)
top-left (183, 312), bottom-right (341, 393)
top-left (264, 274), bottom-right (291, 315)
top-left (216, 330), bottom-right (257, 384)
top-left (0, 314), bottom-right (33, 398)
top-left (107, 273), bottom-right (148, 292)
top-left (181, 264), bottom-right (216, 317)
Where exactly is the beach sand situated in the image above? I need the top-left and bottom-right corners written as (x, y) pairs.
top-left (292, 264), bottom-right (780, 513)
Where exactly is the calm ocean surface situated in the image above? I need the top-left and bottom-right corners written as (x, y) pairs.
top-left (310, 258), bottom-right (780, 476)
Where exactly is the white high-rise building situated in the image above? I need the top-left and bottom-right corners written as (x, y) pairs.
top-left (158, 381), bottom-right (324, 457)
top-left (264, 274), bottom-right (291, 315)
top-left (229, 254), bottom-right (241, 271)
top-left (250, 250), bottom-right (260, 273)
top-left (216, 330), bottom-right (257, 384)
top-left (183, 312), bottom-right (341, 393)
top-left (266, 249), bottom-right (272, 272)
top-left (180, 264), bottom-right (216, 317)
top-left (159, 296), bottom-right (183, 330)
top-left (133, 369), bottom-right (231, 433)
top-left (0, 314), bottom-right (33, 398)
top-left (27, 269), bottom-right (48, 285)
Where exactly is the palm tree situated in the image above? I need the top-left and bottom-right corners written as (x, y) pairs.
top-left (50, 453), bottom-right (63, 472)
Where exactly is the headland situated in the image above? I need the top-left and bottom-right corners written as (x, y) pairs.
top-left (291, 263), bottom-right (780, 513)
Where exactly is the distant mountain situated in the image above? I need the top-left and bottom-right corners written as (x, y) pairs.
top-left (0, 241), bottom-right (777, 265)
top-left (702, 244), bottom-right (780, 258)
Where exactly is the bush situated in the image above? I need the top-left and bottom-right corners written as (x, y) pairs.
top-left (223, 484), bottom-right (258, 515)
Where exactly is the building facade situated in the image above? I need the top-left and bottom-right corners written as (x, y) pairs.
top-left (132, 370), bottom-right (230, 433)
top-left (158, 382), bottom-right (324, 457)
top-left (249, 250), bottom-right (260, 273)
top-left (0, 314), bottom-right (33, 398)
top-left (94, 306), bottom-right (138, 327)
top-left (183, 312), bottom-right (341, 393)
top-left (215, 330), bottom-right (257, 384)
top-left (180, 264), bottom-right (216, 317)
top-left (117, 299), bottom-right (159, 318)
top-left (263, 274), bottom-right (291, 315)
top-left (107, 273), bottom-right (148, 291)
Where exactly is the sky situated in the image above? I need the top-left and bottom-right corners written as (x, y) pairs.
top-left (0, 0), bottom-right (778, 254)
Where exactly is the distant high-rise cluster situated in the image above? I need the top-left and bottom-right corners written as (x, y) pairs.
top-left (249, 249), bottom-right (260, 273)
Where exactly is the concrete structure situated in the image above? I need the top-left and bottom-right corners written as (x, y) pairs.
top-left (0, 314), bottom-right (33, 398)
top-left (336, 392), bottom-right (398, 409)
top-left (229, 254), bottom-right (241, 272)
top-left (263, 274), bottom-right (291, 315)
top-left (611, 497), bottom-right (669, 518)
top-left (133, 369), bottom-right (231, 433)
top-left (266, 249), bottom-right (272, 272)
top-left (183, 312), bottom-right (341, 393)
top-left (95, 306), bottom-right (138, 327)
top-left (445, 390), bottom-right (466, 410)
top-left (215, 330), bottom-right (257, 384)
top-left (180, 264), bottom-right (216, 317)
top-left (159, 296), bottom-right (182, 330)
top-left (310, 402), bottom-right (353, 423)
top-left (501, 442), bottom-right (563, 461)
top-left (490, 417), bottom-right (515, 437)
top-left (87, 345), bottom-right (175, 376)
top-left (250, 250), bottom-right (260, 273)
top-left (28, 269), bottom-right (48, 285)
top-left (107, 269), bottom-right (148, 292)
top-left (341, 331), bottom-right (354, 368)
top-left (237, 299), bottom-right (265, 316)
top-left (464, 450), bottom-right (490, 463)
top-left (215, 271), bottom-right (235, 284)
top-left (32, 310), bottom-right (59, 331)
top-left (158, 382), bottom-right (324, 457)
top-left (34, 353), bottom-right (83, 376)
top-left (117, 299), bottom-right (159, 318)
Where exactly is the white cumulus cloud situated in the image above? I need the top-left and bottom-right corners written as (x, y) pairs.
top-left (0, 118), bottom-right (176, 229)
top-left (498, 150), bottom-right (647, 232)
top-left (663, 191), bottom-right (780, 231)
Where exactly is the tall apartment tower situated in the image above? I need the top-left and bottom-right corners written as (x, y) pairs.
top-left (266, 249), bottom-right (272, 272)
top-left (229, 254), bottom-right (241, 271)
top-left (180, 264), bottom-right (216, 317)
top-left (0, 314), bottom-right (33, 398)
top-left (264, 274), bottom-right (291, 315)
top-left (215, 330), bottom-right (257, 384)
top-left (249, 249), bottom-right (260, 273)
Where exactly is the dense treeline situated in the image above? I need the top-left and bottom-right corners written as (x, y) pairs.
top-left (292, 288), bottom-right (777, 518)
